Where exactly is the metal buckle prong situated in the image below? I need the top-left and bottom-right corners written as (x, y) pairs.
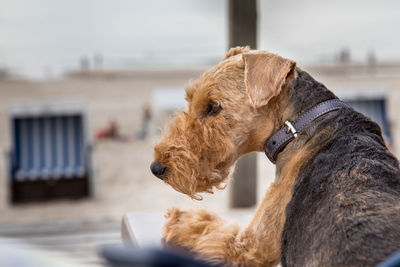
top-left (285, 120), bottom-right (298, 138)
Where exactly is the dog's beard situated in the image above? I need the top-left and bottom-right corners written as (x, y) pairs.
top-left (156, 112), bottom-right (238, 199)
top-left (164, 157), bottom-right (233, 200)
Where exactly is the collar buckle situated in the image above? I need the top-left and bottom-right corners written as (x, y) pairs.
top-left (285, 120), bottom-right (298, 138)
top-left (265, 99), bottom-right (348, 164)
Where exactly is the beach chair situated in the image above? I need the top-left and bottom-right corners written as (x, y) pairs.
top-left (346, 97), bottom-right (392, 143)
top-left (7, 101), bottom-right (94, 203)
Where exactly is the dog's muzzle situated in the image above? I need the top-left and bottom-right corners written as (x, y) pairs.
top-left (150, 160), bottom-right (167, 179)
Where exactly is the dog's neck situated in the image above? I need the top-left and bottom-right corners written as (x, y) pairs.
top-left (265, 69), bottom-right (341, 176)
top-left (265, 99), bottom-right (348, 163)
top-left (244, 69), bottom-right (340, 164)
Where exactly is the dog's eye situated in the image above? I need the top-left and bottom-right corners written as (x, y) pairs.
top-left (205, 103), bottom-right (222, 116)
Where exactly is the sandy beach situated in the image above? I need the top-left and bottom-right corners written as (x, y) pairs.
top-left (0, 68), bottom-right (274, 225)
top-left (2, 64), bottom-right (400, 225)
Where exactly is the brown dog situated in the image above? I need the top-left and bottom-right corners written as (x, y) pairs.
top-left (151, 47), bottom-right (400, 266)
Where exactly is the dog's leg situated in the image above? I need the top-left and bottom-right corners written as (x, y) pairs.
top-left (163, 150), bottom-right (310, 266)
top-left (163, 208), bottom-right (243, 264)
top-left (163, 180), bottom-right (293, 266)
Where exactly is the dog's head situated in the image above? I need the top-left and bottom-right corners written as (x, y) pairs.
top-left (151, 47), bottom-right (296, 199)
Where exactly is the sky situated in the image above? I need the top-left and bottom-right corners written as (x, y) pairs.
top-left (0, 0), bottom-right (226, 78)
top-left (1, 0), bottom-right (400, 79)
top-left (259, 0), bottom-right (400, 63)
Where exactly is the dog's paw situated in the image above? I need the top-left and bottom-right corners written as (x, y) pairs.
top-left (162, 207), bottom-right (223, 249)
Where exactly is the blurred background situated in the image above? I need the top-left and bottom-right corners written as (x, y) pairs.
top-left (1, 0), bottom-right (400, 265)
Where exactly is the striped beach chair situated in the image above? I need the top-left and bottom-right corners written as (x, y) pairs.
top-left (341, 91), bottom-right (392, 145)
top-left (8, 101), bottom-right (93, 203)
top-left (346, 98), bottom-right (392, 144)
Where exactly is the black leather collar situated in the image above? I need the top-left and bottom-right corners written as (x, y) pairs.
top-left (264, 99), bottom-right (349, 163)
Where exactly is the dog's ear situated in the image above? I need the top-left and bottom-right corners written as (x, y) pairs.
top-left (243, 51), bottom-right (296, 108)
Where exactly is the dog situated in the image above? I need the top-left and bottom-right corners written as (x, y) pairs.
top-left (150, 46), bottom-right (400, 266)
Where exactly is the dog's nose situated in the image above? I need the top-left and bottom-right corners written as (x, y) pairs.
top-left (150, 160), bottom-right (166, 179)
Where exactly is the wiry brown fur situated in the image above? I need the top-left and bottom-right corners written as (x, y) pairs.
top-left (154, 47), bottom-right (299, 266)
top-left (154, 50), bottom-right (258, 200)
top-left (152, 47), bottom-right (400, 266)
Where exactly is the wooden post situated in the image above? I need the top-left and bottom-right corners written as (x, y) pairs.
top-left (229, 0), bottom-right (258, 208)
top-left (228, 0), bottom-right (257, 50)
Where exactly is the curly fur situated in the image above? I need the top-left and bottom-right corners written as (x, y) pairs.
top-left (152, 48), bottom-right (400, 266)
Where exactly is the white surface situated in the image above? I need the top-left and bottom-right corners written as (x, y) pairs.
top-left (121, 211), bottom-right (254, 249)
top-left (122, 212), bottom-right (164, 249)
